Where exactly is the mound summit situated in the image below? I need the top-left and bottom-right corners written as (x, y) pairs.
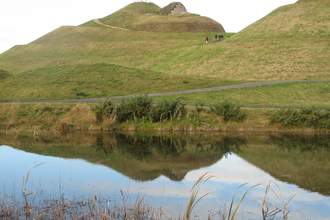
top-left (82, 2), bottom-right (225, 32)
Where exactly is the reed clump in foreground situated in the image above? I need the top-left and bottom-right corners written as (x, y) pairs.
top-left (185, 172), bottom-right (297, 220)
top-left (1, 162), bottom-right (171, 219)
top-left (0, 193), bottom-right (169, 220)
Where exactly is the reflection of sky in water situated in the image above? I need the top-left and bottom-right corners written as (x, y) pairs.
top-left (1, 145), bottom-right (329, 219)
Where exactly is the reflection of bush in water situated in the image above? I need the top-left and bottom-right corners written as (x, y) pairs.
top-left (210, 136), bottom-right (247, 157)
top-left (94, 135), bottom-right (116, 155)
top-left (115, 134), bottom-right (185, 161)
top-left (270, 134), bottom-right (330, 153)
top-left (97, 133), bottom-right (248, 161)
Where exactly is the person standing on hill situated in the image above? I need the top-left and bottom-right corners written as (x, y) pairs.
top-left (206, 37), bottom-right (209, 44)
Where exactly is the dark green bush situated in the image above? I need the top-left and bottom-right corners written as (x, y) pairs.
top-left (76, 92), bottom-right (87, 97)
top-left (195, 102), bottom-right (205, 113)
top-left (92, 100), bottom-right (115, 123)
top-left (270, 108), bottom-right (304, 126)
top-left (210, 100), bottom-right (246, 122)
top-left (149, 100), bottom-right (186, 122)
top-left (270, 108), bottom-right (330, 129)
top-left (116, 95), bottom-right (153, 123)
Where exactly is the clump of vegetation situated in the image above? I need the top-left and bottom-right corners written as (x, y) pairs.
top-left (95, 96), bottom-right (187, 124)
top-left (75, 92), bottom-right (87, 97)
top-left (210, 100), bottom-right (247, 122)
top-left (1, 161), bottom-right (165, 220)
top-left (149, 100), bottom-right (186, 122)
top-left (185, 173), bottom-right (297, 220)
top-left (0, 195), bottom-right (162, 220)
top-left (270, 108), bottom-right (330, 129)
top-left (92, 100), bottom-right (115, 123)
top-left (116, 95), bottom-right (153, 123)
top-left (195, 102), bottom-right (205, 113)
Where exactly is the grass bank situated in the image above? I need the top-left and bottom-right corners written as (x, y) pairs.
top-left (1, 97), bottom-right (329, 134)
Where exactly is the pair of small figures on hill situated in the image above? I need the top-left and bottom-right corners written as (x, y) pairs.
top-left (206, 34), bottom-right (224, 44)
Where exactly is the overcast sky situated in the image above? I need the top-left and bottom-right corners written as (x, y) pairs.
top-left (0, 0), bottom-right (297, 54)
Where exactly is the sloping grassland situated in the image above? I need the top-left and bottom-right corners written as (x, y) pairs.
top-left (156, 0), bottom-right (330, 80)
top-left (0, 0), bottom-right (329, 101)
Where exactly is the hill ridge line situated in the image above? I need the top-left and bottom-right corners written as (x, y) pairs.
top-left (93, 19), bottom-right (130, 30)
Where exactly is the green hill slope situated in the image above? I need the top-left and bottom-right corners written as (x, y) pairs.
top-left (0, 69), bottom-right (11, 80)
top-left (81, 2), bottom-right (161, 28)
top-left (156, 0), bottom-right (329, 80)
top-left (0, 63), bottom-right (239, 100)
top-left (0, 1), bottom-right (329, 100)
top-left (232, 0), bottom-right (329, 39)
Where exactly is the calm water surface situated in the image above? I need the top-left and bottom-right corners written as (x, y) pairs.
top-left (1, 132), bottom-right (329, 219)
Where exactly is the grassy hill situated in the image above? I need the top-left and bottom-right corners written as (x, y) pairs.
top-left (0, 1), bottom-right (329, 101)
top-left (156, 0), bottom-right (330, 80)
top-left (82, 2), bottom-right (224, 32)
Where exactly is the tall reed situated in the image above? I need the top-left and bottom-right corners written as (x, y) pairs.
top-left (184, 173), bottom-right (298, 220)
top-left (185, 172), bottom-right (217, 219)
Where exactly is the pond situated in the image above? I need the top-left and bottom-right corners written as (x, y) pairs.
top-left (1, 132), bottom-right (330, 219)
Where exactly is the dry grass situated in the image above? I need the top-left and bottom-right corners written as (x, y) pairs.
top-left (1, 102), bottom-right (329, 133)
top-left (0, 103), bottom-right (21, 132)
top-left (0, 193), bottom-right (171, 220)
top-left (54, 104), bottom-right (97, 131)
top-left (0, 103), bottom-right (20, 123)
top-left (183, 173), bottom-right (297, 220)
top-left (185, 172), bottom-right (217, 219)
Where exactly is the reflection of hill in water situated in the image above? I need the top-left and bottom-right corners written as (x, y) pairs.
top-left (1, 132), bottom-right (329, 195)
top-left (237, 134), bottom-right (330, 196)
top-left (0, 132), bottom-right (244, 181)
top-left (107, 153), bottom-right (223, 181)
top-left (105, 133), bottom-right (242, 181)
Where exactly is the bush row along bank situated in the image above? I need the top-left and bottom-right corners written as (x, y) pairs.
top-left (1, 95), bottom-right (330, 133)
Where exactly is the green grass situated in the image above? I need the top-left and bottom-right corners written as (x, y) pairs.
top-left (232, 0), bottom-right (330, 39)
top-left (152, 82), bottom-right (330, 108)
top-left (0, 0), bottom-right (329, 102)
top-left (0, 63), bottom-right (246, 100)
top-left (0, 27), bottom-right (225, 75)
top-left (82, 2), bottom-right (224, 33)
top-left (0, 69), bottom-right (11, 79)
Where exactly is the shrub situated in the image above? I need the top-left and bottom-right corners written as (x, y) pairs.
top-left (116, 95), bottom-right (153, 123)
top-left (270, 108), bottom-right (304, 126)
top-left (195, 102), bottom-right (205, 113)
top-left (270, 108), bottom-right (330, 129)
top-left (149, 100), bottom-right (186, 122)
top-left (76, 92), bottom-right (87, 97)
top-left (210, 100), bottom-right (246, 122)
top-left (92, 100), bottom-right (115, 123)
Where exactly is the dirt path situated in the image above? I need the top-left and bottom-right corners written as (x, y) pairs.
top-left (93, 19), bottom-right (130, 31)
top-left (2, 80), bottom-right (329, 108)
